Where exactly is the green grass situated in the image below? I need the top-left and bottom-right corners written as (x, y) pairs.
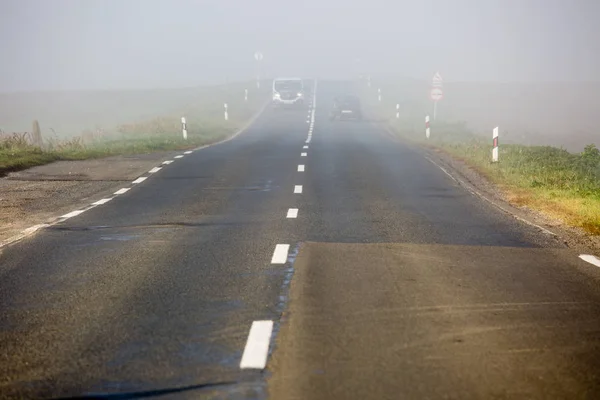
top-left (364, 89), bottom-right (600, 235)
top-left (1, 82), bottom-right (269, 176)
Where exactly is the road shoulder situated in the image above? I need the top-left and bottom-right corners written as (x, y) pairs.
top-left (0, 101), bottom-right (271, 248)
top-left (379, 125), bottom-right (600, 255)
top-left (0, 152), bottom-right (177, 246)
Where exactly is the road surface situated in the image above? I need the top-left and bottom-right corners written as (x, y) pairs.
top-left (1, 81), bottom-right (600, 399)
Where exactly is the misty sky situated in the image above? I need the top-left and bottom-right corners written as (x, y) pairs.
top-left (1, 0), bottom-right (599, 91)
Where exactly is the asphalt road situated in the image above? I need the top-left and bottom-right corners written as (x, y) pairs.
top-left (1, 81), bottom-right (600, 399)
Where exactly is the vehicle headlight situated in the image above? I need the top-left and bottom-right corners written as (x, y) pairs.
top-left (273, 92), bottom-right (280, 99)
top-left (297, 92), bottom-right (304, 97)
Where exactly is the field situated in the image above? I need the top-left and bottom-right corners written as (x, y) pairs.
top-left (0, 81), bottom-right (269, 176)
top-left (366, 78), bottom-right (599, 152)
top-left (362, 79), bottom-right (600, 234)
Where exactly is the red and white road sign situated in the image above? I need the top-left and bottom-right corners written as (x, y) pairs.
top-left (430, 87), bottom-right (443, 101)
top-left (432, 72), bottom-right (443, 87)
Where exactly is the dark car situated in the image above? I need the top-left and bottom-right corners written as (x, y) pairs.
top-left (330, 95), bottom-right (363, 120)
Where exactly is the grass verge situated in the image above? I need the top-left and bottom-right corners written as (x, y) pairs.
top-left (1, 82), bottom-right (268, 176)
top-left (365, 92), bottom-right (600, 235)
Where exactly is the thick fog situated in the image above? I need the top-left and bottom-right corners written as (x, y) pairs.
top-left (2, 0), bottom-right (599, 91)
top-left (1, 0), bottom-right (599, 150)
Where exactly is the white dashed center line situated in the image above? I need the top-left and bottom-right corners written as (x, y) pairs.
top-left (580, 254), bottom-right (600, 268)
top-left (148, 167), bottom-right (161, 174)
top-left (301, 153), bottom-right (307, 157)
top-left (92, 198), bottom-right (112, 206)
top-left (132, 177), bottom-right (147, 184)
top-left (286, 208), bottom-right (299, 218)
top-left (271, 244), bottom-right (290, 264)
top-left (294, 185), bottom-right (303, 194)
top-left (303, 145), bottom-right (308, 149)
top-left (240, 320), bottom-right (274, 369)
top-left (114, 188), bottom-right (130, 195)
top-left (298, 165), bottom-right (305, 172)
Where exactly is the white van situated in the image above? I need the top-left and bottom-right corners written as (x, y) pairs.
top-left (272, 77), bottom-right (305, 108)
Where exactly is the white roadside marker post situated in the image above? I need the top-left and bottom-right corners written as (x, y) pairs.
top-left (378, 88), bottom-right (382, 102)
top-left (425, 115), bottom-right (430, 139)
top-left (396, 104), bottom-right (400, 119)
top-left (254, 51), bottom-right (263, 89)
top-left (492, 126), bottom-right (499, 162)
top-left (224, 103), bottom-right (229, 121)
top-left (181, 117), bottom-right (187, 140)
top-left (245, 89), bottom-right (248, 102)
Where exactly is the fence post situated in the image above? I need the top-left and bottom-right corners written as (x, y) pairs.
top-left (32, 120), bottom-right (42, 147)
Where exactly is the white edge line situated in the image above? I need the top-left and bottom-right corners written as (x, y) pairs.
top-left (92, 198), bottom-right (112, 206)
top-left (424, 156), bottom-right (556, 236)
top-left (286, 208), bottom-right (299, 218)
top-left (579, 254), bottom-right (600, 268)
top-left (190, 99), bottom-right (270, 152)
top-left (240, 320), bottom-right (274, 369)
top-left (271, 244), bottom-right (290, 264)
top-left (184, 151), bottom-right (193, 154)
top-left (60, 209), bottom-right (86, 219)
top-left (148, 167), bottom-right (161, 174)
top-left (424, 156), bottom-right (458, 183)
top-left (132, 177), bottom-right (147, 184)
top-left (294, 185), bottom-right (303, 194)
top-left (162, 160), bottom-right (174, 165)
top-left (21, 224), bottom-right (49, 235)
top-left (0, 224), bottom-right (50, 248)
top-left (0, 104), bottom-right (274, 251)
